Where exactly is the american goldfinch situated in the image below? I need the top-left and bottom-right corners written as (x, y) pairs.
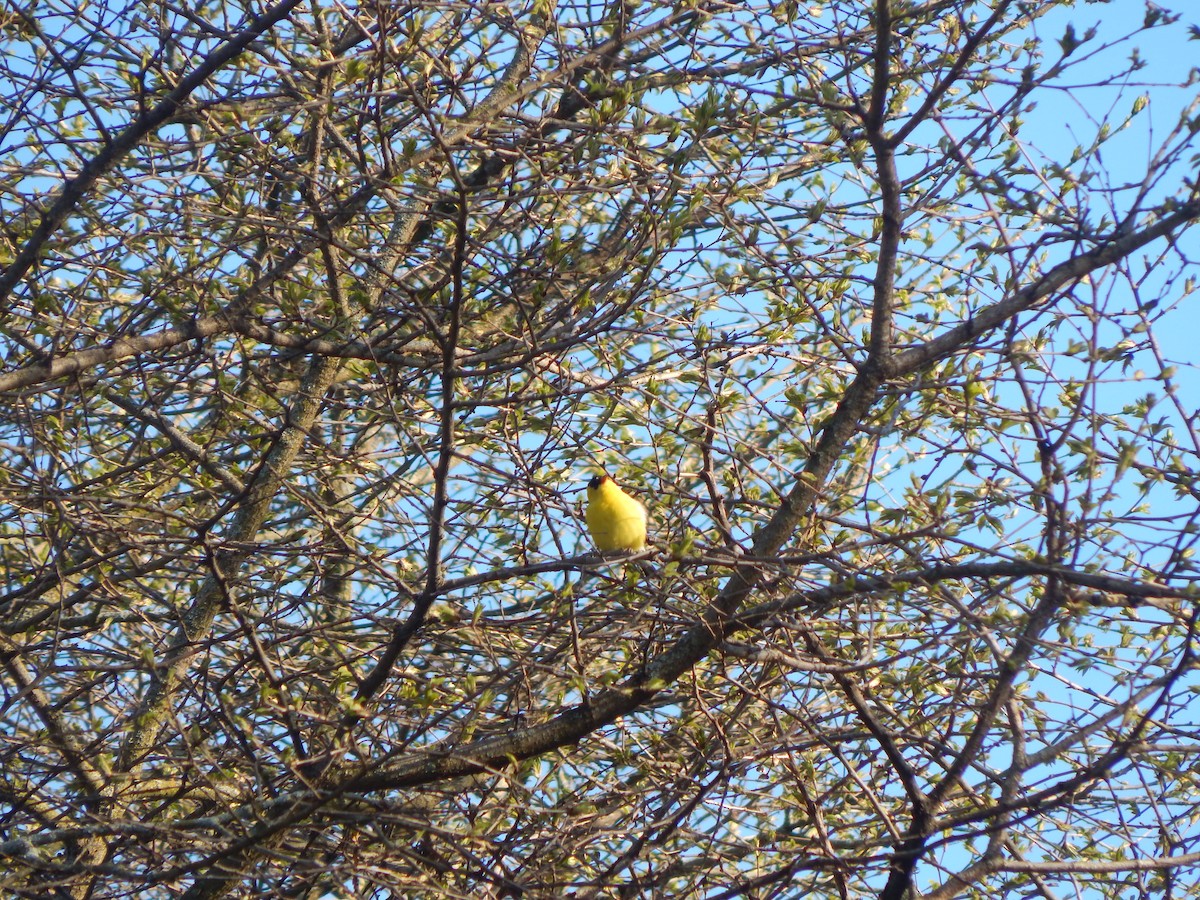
top-left (585, 474), bottom-right (648, 553)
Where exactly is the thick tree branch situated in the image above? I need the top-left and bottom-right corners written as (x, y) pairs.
top-left (891, 197), bottom-right (1200, 376)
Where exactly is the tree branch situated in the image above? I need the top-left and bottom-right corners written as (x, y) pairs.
top-left (0, 0), bottom-right (308, 309)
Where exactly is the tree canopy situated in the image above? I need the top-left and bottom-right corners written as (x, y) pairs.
top-left (1, 0), bottom-right (1199, 896)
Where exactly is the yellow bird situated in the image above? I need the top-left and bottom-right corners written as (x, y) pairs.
top-left (585, 473), bottom-right (648, 553)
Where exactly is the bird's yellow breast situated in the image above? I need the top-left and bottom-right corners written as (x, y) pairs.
top-left (586, 478), bottom-right (648, 552)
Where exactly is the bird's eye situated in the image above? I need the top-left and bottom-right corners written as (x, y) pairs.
top-left (588, 475), bottom-right (603, 489)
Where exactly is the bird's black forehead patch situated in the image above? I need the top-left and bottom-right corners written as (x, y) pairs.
top-left (588, 475), bottom-right (605, 489)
